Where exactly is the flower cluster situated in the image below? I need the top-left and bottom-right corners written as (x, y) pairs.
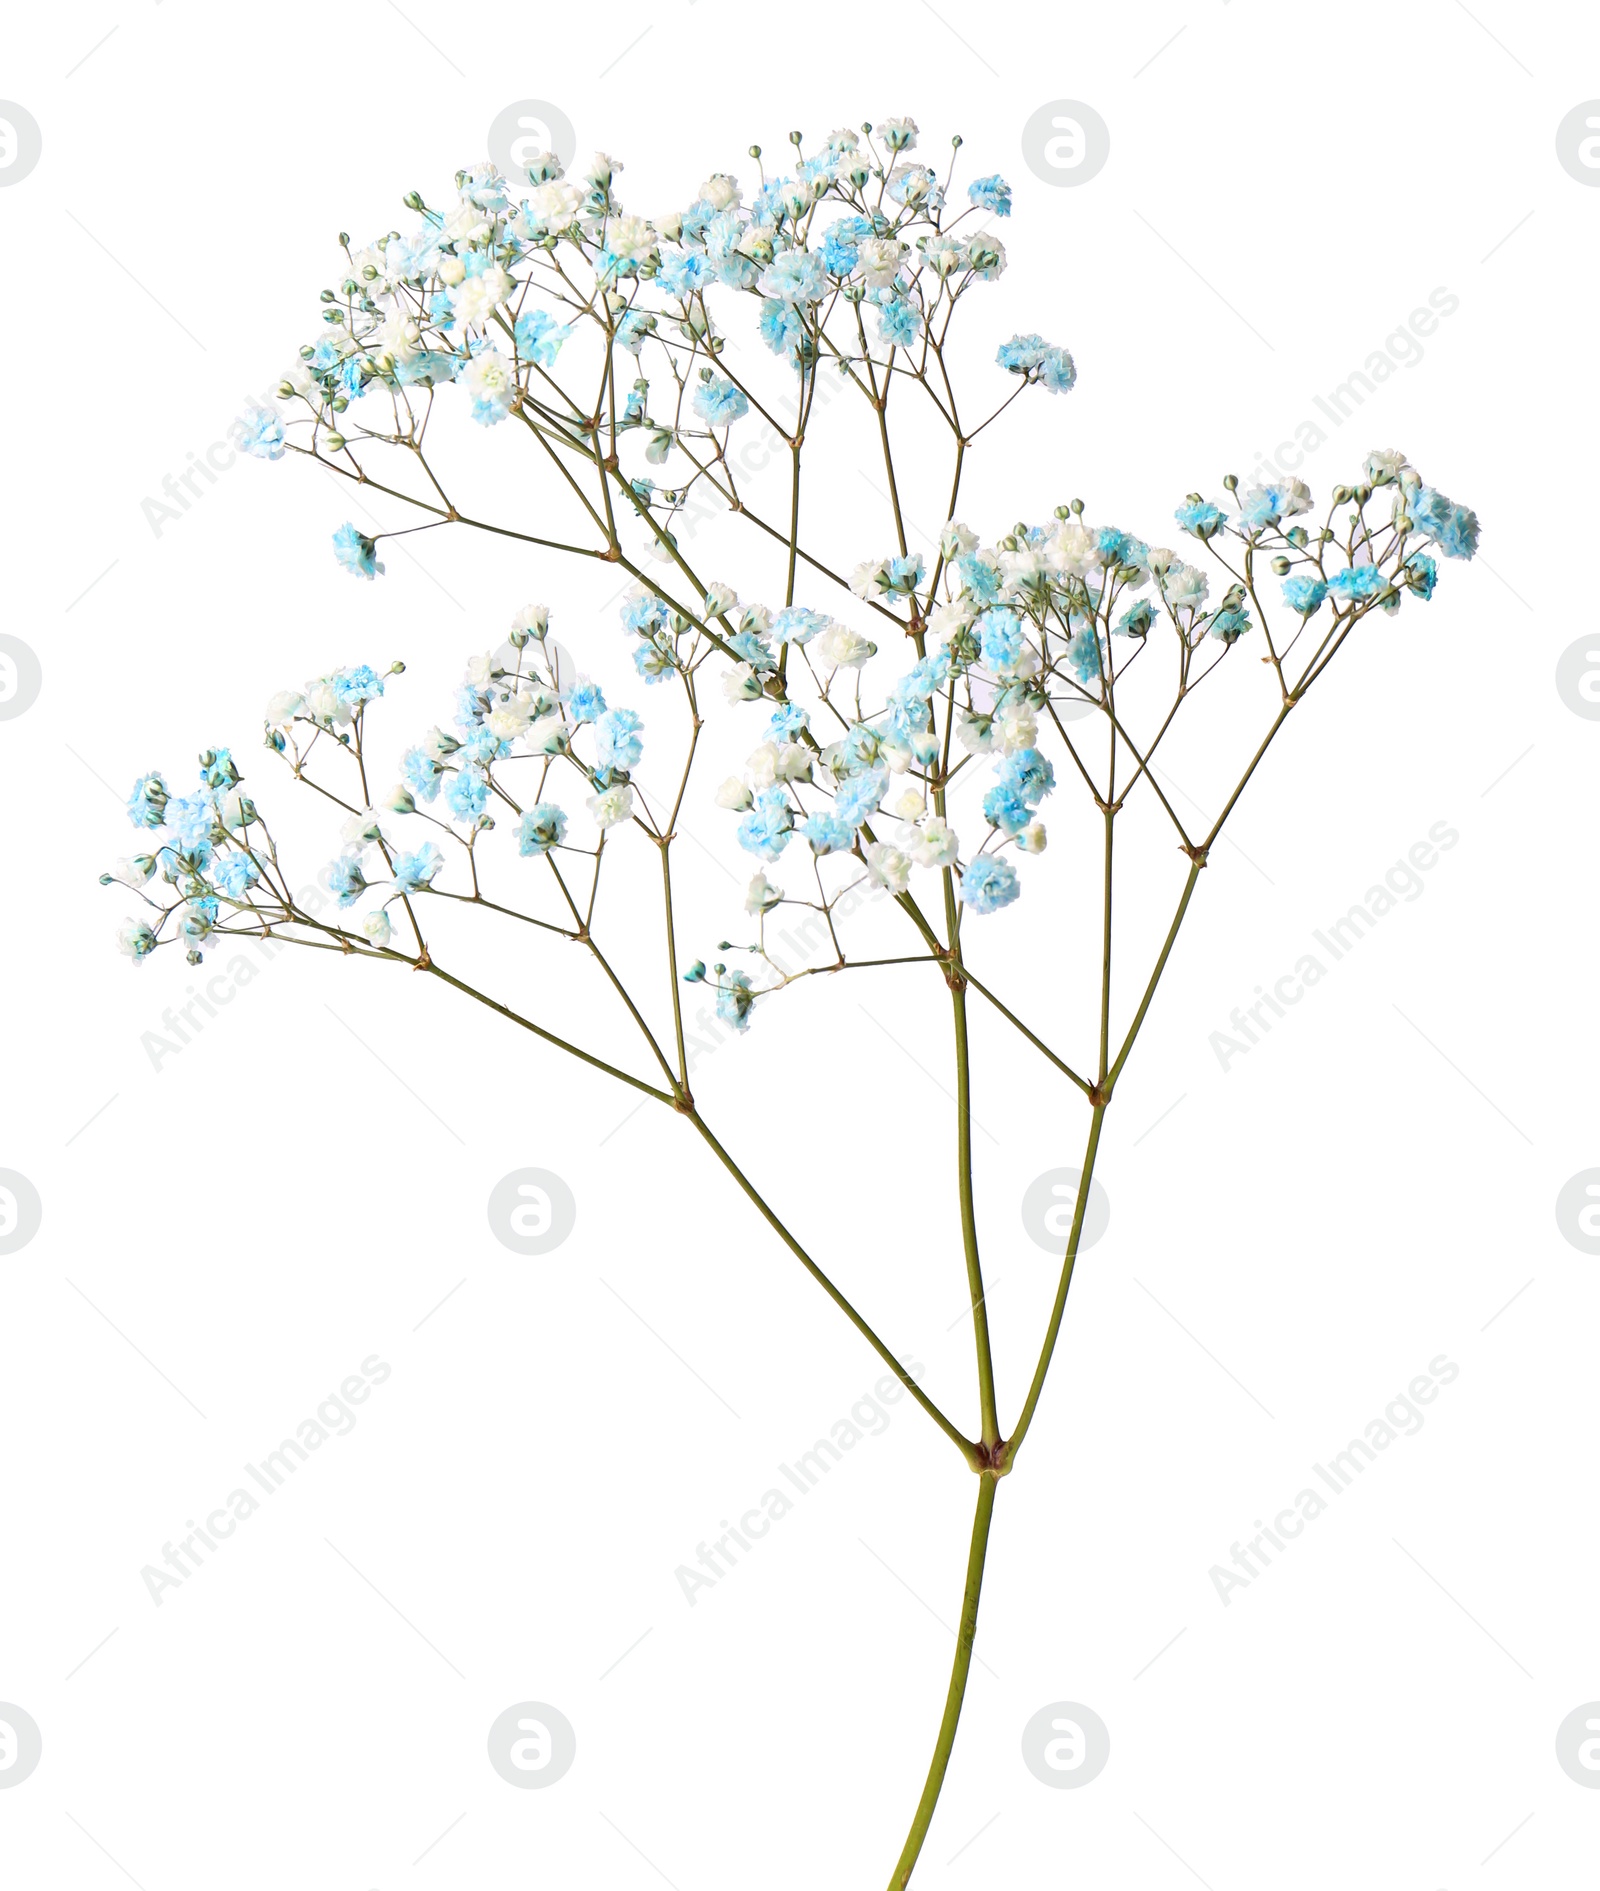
top-left (111, 121), bottom-right (1478, 1054)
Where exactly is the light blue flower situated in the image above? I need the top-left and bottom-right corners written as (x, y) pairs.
top-left (238, 405), bottom-right (285, 461)
top-left (595, 706), bottom-right (644, 772)
top-left (214, 853), bottom-right (260, 898)
top-left (402, 747), bottom-right (444, 802)
top-left (960, 854), bottom-right (1020, 914)
top-left (1405, 551), bottom-right (1438, 599)
top-left (967, 175), bottom-right (1012, 217)
top-left (333, 523), bottom-right (384, 579)
top-left (445, 765), bottom-right (489, 822)
top-left (514, 308), bottom-right (571, 365)
top-left (767, 703), bottom-right (810, 741)
top-left (1114, 598), bottom-right (1156, 637)
top-left (821, 216), bottom-right (873, 274)
top-left (995, 748), bottom-right (1055, 807)
top-left (1209, 606), bottom-right (1252, 643)
top-left (691, 375), bottom-right (750, 427)
top-left (1327, 565), bottom-right (1386, 602)
top-left (567, 681), bottom-right (607, 724)
top-left (633, 640), bottom-right (676, 684)
top-left (325, 855), bottom-right (368, 907)
top-left (1409, 485), bottom-right (1479, 560)
top-left (980, 608), bottom-right (1026, 678)
top-left (802, 811), bottom-right (856, 855)
top-left (737, 787), bottom-right (794, 861)
top-left (983, 785), bottom-right (1032, 835)
top-left (760, 250), bottom-right (827, 305)
top-left (518, 803), bottom-right (568, 856)
top-left (760, 299), bottom-right (807, 358)
top-left (658, 249), bottom-right (708, 298)
top-left (391, 843), bottom-right (444, 892)
top-left (772, 606), bottom-right (830, 646)
top-left (166, 792), bottom-right (219, 852)
top-left (1175, 500), bottom-right (1226, 540)
top-left (1281, 576), bottom-right (1328, 616)
top-left (126, 772), bottom-right (168, 830)
top-left (876, 296), bottom-right (922, 347)
top-left (716, 970), bottom-right (756, 1032)
top-left (833, 766), bottom-right (887, 828)
top-left (996, 333), bottom-right (1075, 391)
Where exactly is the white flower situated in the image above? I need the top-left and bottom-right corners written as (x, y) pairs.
top-left (605, 215), bottom-right (657, 262)
top-left (1044, 520), bottom-right (1096, 579)
top-left (451, 264), bottom-right (515, 331)
top-left (864, 843), bottom-right (911, 894)
top-left (715, 776), bottom-right (753, 811)
top-left (436, 254), bottom-right (467, 288)
top-left (1018, 821), bottom-right (1048, 854)
top-left (999, 545), bottom-right (1047, 592)
top-left (381, 783), bottom-right (415, 815)
top-left (117, 919), bottom-right (155, 962)
top-left (583, 152), bottom-right (621, 190)
top-left (817, 622), bottom-right (876, 669)
top-left (305, 681), bottom-right (351, 727)
top-left (361, 911), bottom-right (393, 948)
top-left (955, 711), bottom-right (998, 756)
top-left (485, 695), bottom-right (535, 741)
top-left (745, 871), bottom-right (782, 915)
top-left (463, 348), bottom-right (516, 411)
top-left (266, 688), bottom-right (305, 727)
top-left (420, 724), bottom-right (460, 763)
top-left (108, 856), bottom-right (155, 888)
top-left (1162, 564), bottom-right (1209, 612)
top-left (700, 173), bottom-right (741, 211)
top-left (511, 602), bottom-right (550, 640)
top-left (891, 788), bottom-right (924, 820)
top-left (588, 783), bottom-right (635, 829)
top-left (746, 742), bottom-right (780, 789)
top-left (997, 702), bottom-right (1038, 753)
top-left (940, 520), bottom-right (978, 560)
top-left (521, 180), bottom-right (583, 233)
top-left (1363, 448), bottom-right (1409, 486)
top-left (850, 558), bottom-right (890, 600)
top-left (775, 743), bottom-right (813, 783)
top-left (929, 599), bottom-right (976, 642)
top-left (908, 815), bottom-right (959, 869)
top-left (704, 580), bottom-right (738, 617)
top-left (341, 808), bottom-right (386, 851)
top-left (857, 237), bottom-right (907, 289)
top-left (370, 310), bottom-right (421, 364)
top-left (465, 651), bottom-right (496, 687)
top-left (876, 116), bottom-right (920, 151)
top-left (723, 662), bottom-right (763, 704)
top-left (528, 713), bottom-right (569, 755)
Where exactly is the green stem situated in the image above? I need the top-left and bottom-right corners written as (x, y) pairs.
top-left (1000, 1103), bottom-right (1105, 1468)
top-left (951, 980), bottom-right (1000, 1449)
top-left (685, 1109), bottom-right (980, 1468)
top-left (885, 1474), bottom-right (998, 1888)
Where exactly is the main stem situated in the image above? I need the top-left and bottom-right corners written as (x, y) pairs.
top-left (885, 1472), bottom-right (999, 1890)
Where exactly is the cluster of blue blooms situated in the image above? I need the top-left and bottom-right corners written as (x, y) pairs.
top-left (119, 123), bottom-right (1479, 1049)
top-left (106, 616), bottom-right (654, 966)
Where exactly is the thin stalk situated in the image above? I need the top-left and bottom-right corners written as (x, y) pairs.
top-left (885, 1474), bottom-right (998, 1888)
top-left (1000, 1103), bottom-right (1106, 1467)
top-left (951, 981), bottom-right (1000, 1449)
top-left (685, 1109), bottom-right (980, 1468)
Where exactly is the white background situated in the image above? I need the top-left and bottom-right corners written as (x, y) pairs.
top-left (3, 3), bottom-right (1597, 1886)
